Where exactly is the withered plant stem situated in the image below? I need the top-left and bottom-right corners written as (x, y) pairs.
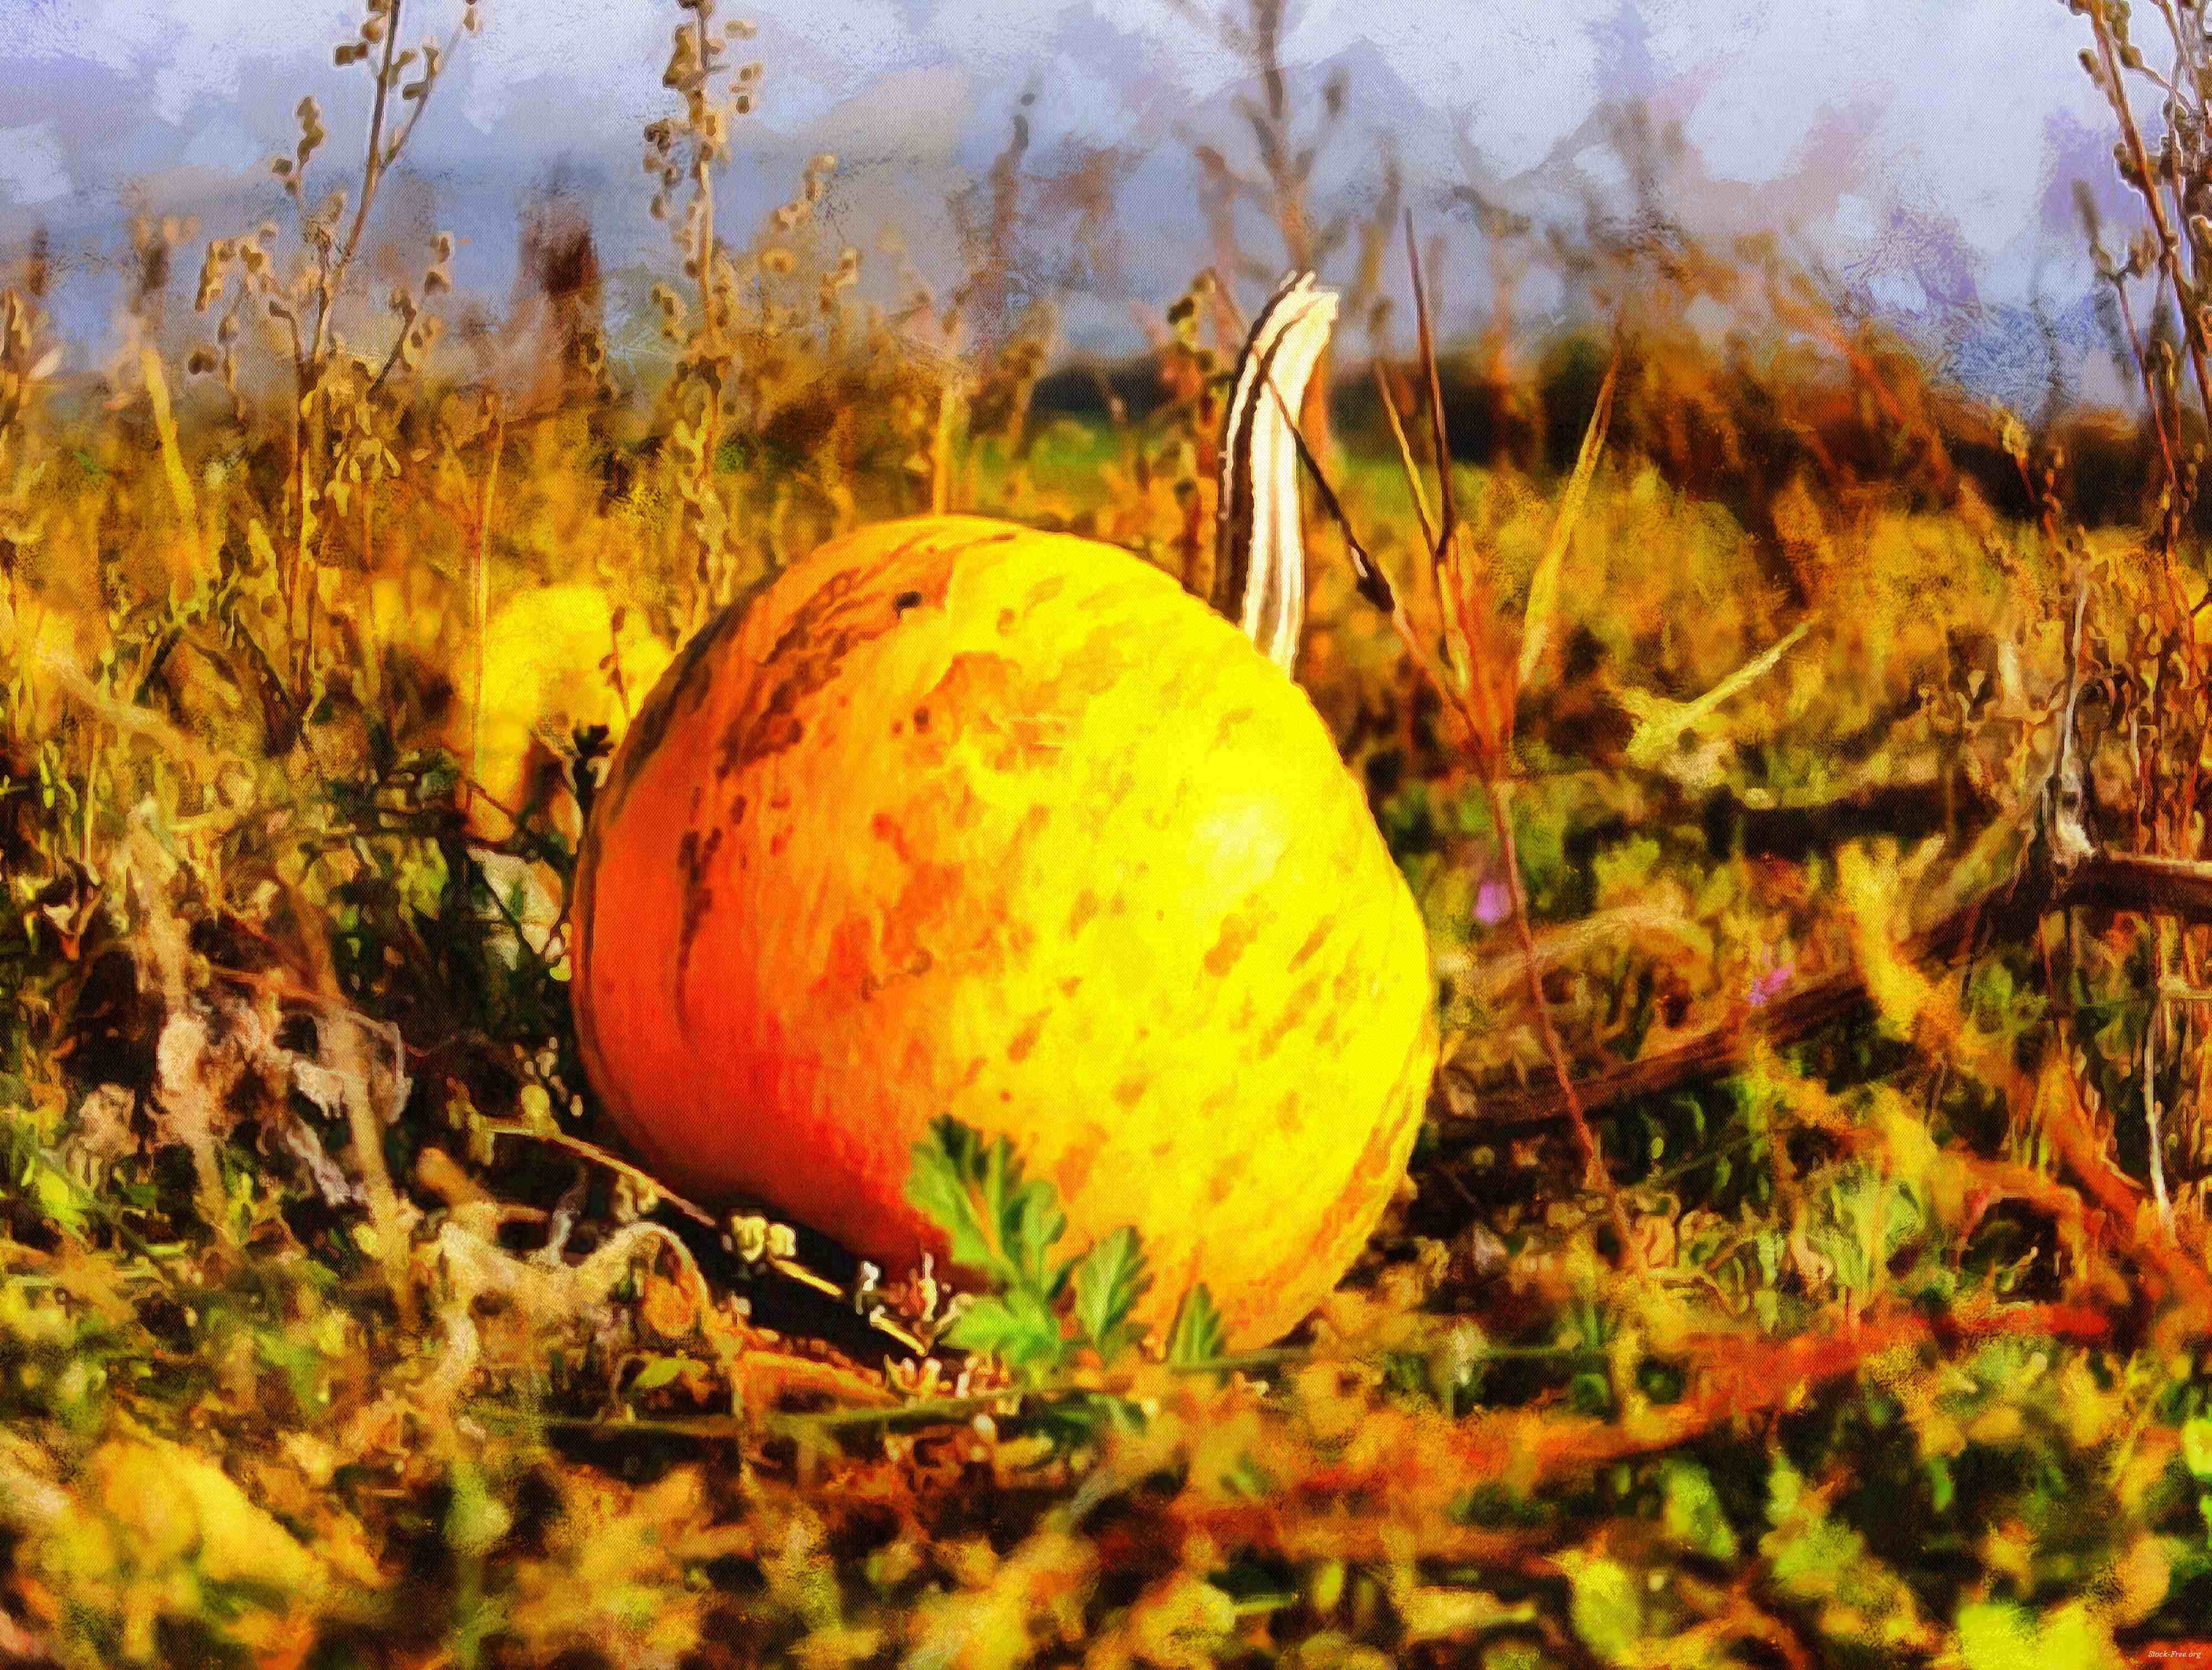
top-left (1411, 218), bottom-right (1637, 1266)
top-left (1407, 215), bottom-right (1455, 552)
top-left (1405, 214), bottom-right (1473, 690)
top-left (319, 0), bottom-right (404, 366)
top-left (2146, 976), bottom-right (2173, 1223)
top-left (1370, 359), bottom-right (1437, 554)
top-left (1278, 224), bottom-right (1641, 1266)
top-left (2080, 0), bottom-right (2212, 859)
top-left (1479, 775), bottom-right (1642, 1269)
top-left (479, 1119), bottom-right (930, 1353)
top-left (2109, 274), bottom-right (2179, 506)
top-left (687, 3), bottom-right (724, 609)
top-left (482, 1120), bottom-right (716, 1227)
top-left (467, 397), bottom-right (505, 817)
top-left (2089, 0), bottom-right (2212, 432)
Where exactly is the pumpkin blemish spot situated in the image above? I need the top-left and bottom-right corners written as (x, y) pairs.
top-left (673, 824), bottom-right (725, 989)
top-left (1289, 916), bottom-right (1335, 969)
top-left (1204, 906), bottom-right (1264, 977)
top-left (1067, 889), bottom-right (1101, 936)
top-left (1006, 1009), bottom-right (1050, 1063)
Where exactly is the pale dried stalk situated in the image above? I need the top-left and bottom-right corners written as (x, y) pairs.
top-left (1276, 231), bottom-right (1641, 1266)
top-left (466, 396), bottom-right (505, 816)
top-left (2088, 0), bottom-right (2212, 430)
top-left (1411, 220), bottom-right (1638, 1263)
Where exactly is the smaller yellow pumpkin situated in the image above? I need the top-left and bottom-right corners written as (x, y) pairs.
top-left (459, 583), bottom-right (674, 842)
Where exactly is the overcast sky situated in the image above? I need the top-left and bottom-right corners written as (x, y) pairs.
top-left (0, 0), bottom-right (2146, 402)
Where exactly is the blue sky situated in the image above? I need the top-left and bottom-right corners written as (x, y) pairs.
top-left (0, 0), bottom-right (2142, 401)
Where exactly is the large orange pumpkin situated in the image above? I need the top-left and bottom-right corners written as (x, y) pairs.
top-left (572, 277), bottom-right (1436, 1343)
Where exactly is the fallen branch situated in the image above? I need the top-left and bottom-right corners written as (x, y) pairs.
top-left (1278, 1300), bottom-right (2110, 1515)
top-left (2036, 1056), bottom-right (2212, 1328)
top-left (1149, 1501), bottom-right (1557, 1572)
top-left (1443, 848), bottom-right (2212, 1133)
top-left (1692, 775), bottom-right (1995, 864)
top-left (2057, 849), bottom-right (2212, 919)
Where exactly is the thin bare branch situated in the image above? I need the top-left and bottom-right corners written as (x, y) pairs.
top-left (1405, 212), bottom-right (1458, 562)
top-left (1370, 358), bottom-right (1437, 552)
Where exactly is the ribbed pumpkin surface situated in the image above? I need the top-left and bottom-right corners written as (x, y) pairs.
top-left (572, 515), bottom-right (1434, 1343)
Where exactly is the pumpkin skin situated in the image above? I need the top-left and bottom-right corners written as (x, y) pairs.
top-left (572, 514), bottom-right (1435, 1344)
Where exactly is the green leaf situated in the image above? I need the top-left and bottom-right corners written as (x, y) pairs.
top-left (1620, 621), bottom-right (1810, 773)
top-left (2036, 1606), bottom-right (2122, 1670)
top-left (1926, 1455), bottom-right (1955, 1515)
top-left (32, 1161), bottom-right (91, 1240)
top-left (1762, 1458), bottom-right (1928, 1652)
top-left (905, 1115), bottom-right (1068, 1296)
top-left (1165, 1283), bottom-right (1228, 1369)
top-left (1517, 349), bottom-right (1616, 691)
top-left (1564, 1555), bottom-right (1644, 1664)
top-left (2183, 1416), bottom-right (2212, 1483)
top-left (1955, 1600), bottom-right (2121, 1670)
top-left (991, 1160), bottom-right (1068, 1297)
top-left (1658, 1460), bottom-right (1739, 1561)
top-left (1954, 1602), bottom-right (2035, 1670)
top-left (941, 1287), bottom-right (1067, 1375)
top-left (444, 1460), bottom-right (513, 1559)
top-left (905, 1116), bottom-right (1000, 1277)
top-left (1070, 1226), bottom-right (1151, 1366)
top-left (629, 1355), bottom-right (690, 1392)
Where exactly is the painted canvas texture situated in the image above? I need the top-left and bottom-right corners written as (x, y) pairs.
top-left (3, 2), bottom-right (2212, 1666)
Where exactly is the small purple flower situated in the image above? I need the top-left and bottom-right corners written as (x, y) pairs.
top-left (1474, 878), bottom-right (1512, 928)
top-left (1749, 962), bottom-right (1794, 1009)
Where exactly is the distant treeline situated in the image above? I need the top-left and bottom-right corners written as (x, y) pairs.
top-left (1036, 330), bottom-right (2173, 554)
